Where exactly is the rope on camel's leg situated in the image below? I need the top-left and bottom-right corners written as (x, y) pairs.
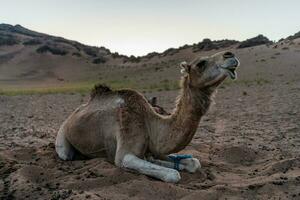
top-left (167, 154), bottom-right (193, 170)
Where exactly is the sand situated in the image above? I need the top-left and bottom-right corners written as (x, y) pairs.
top-left (1, 79), bottom-right (300, 199)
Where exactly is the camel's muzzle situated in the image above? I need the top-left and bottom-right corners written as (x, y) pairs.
top-left (220, 55), bottom-right (240, 80)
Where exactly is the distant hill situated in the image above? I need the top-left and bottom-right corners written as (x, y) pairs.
top-left (286, 31), bottom-right (300, 40)
top-left (0, 24), bottom-right (114, 60)
top-left (0, 23), bottom-right (299, 89)
top-left (237, 35), bottom-right (273, 48)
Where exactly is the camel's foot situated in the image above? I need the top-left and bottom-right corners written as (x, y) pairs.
top-left (147, 155), bottom-right (201, 173)
top-left (180, 157), bottom-right (201, 173)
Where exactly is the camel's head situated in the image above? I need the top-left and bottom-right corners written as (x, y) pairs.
top-left (180, 51), bottom-right (240, 89)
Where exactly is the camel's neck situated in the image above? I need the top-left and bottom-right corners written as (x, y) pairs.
top-left (151, 77), bottom-right (214, 156)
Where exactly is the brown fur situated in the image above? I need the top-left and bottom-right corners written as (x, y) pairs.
top-left (146, 76), bottom-right (213, 156)
top-left (147, 97), bottom-right (170, 115)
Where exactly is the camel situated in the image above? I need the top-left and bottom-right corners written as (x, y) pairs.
top-left (55, 51), bottom-right (239, 183)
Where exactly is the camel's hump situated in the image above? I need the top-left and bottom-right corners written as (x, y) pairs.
top-left (90, 84), bottom-right (113, 99)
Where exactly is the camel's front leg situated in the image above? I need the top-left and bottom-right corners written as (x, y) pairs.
top-left (148, 155), bottom-right (201, 173)
top-left (122, 154), bottom-right (181, 183)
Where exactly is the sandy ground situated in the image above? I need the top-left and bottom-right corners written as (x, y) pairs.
top-left (1, 79), bottom-right (300, 199)
top-left (1, 24), bottom-right (300, 199)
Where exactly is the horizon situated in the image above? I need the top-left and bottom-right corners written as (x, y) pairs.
top-left (1, 0), bottom-right (300, 56)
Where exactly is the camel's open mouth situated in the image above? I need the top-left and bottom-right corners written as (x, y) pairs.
top-left (221, 57), bottom-right (239, 80)
top-left (225, 68), bottom-right (237, 80)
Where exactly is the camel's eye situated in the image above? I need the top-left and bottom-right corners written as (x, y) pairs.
top-left (196, 60), bottom-right (207, 72)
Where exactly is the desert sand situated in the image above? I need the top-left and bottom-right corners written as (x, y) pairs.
top-left (1, 79), bottom-right (300, 199)
top-left (1, 24), bottom-right (300, 199)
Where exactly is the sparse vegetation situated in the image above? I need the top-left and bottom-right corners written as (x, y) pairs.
top-left (72, 52), bottom-right (81, 57)
top-left (238, 35), bottom-right (272, 48)
top-left (36, 45), bottom-right (68, 55)
top-left (178, 44), bottom-right (189, 50)
top-left (0, 33), bottom-right (19, 46)
top-left (193, 39), bottom-right (238, 52)
top-left (146, 80), bottom-right (179, 92)
top-left (161, 48), bottom-right (179, 56)
top-left (23, 39), bottom-right (42, 45)
top-left (0, 37), bottom-right (19, 46)
top-left (73, 42), bottom-right (83, 51)
top-left (123, 55), bottom-right (141, 63)
top-left (0, 78), bottom-right (181, 95)
top-left (144, 52), bottom-right (160, 59)
top-left (98, 46), bottom-right (111, 54)
top-left (83, 47), bottom-right (98, 57)
top-left (111, 52), bottom-right (120, 59)
top-left (286, 31), bottom-right (300, 40)
top-left (0, 80), bottom-right (114, 96)
top-left (193, 38), bottom-right (217, 51)
top-left (93, 57), bottom-right (107, 64)
top-left (52, 37), bottom-right (76, 46)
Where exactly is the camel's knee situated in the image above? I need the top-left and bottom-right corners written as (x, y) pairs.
top-left (114, 150), bottom-right (128, 168)
top-left (114, 156), bottom-right (123, 168)
top-left (162, 169), bottom-right (181, 183)
top-left (55, 128), bottom-right (76, 161)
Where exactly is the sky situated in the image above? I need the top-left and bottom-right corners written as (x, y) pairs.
top-left (1, 0), bottom-right (300, 56)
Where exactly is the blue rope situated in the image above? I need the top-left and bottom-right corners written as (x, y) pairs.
top-left (168, 154), bottom-right (193, 170)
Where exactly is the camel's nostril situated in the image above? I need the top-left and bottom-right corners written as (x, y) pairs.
top-left (223, 52), bottom-right (234, 59)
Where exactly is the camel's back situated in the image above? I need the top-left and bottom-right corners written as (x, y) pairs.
top-left (63, 86), bottom-right (154, 160)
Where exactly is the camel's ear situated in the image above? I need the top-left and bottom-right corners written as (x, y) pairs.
top-left (180, 61), bottom-right (190, 75)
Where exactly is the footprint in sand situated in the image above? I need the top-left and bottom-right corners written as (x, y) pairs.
top-left (219, 146), bottom-right (258, 166)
